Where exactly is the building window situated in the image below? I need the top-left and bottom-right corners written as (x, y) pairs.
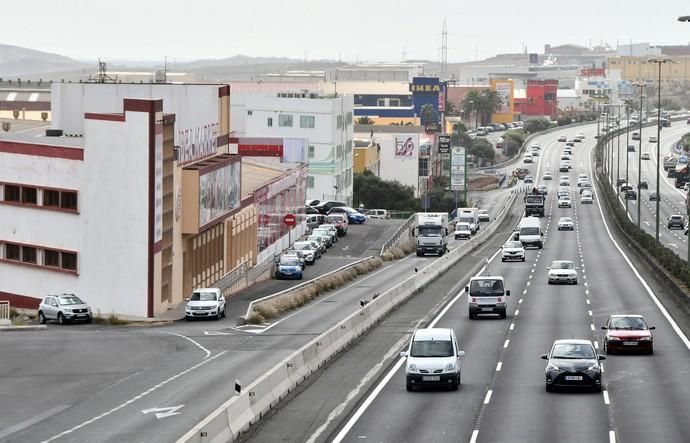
top-left (418, 158), bottom-right (430, 177)
top-left (279, 114), bottom-right (293, 127)
top-left (44, 249), bottom-right (60, 267)
top-left (5, 243), bottom-right (20, 261)
top-left (4, 185), bottom-right (20, 202)
top-left (389, 99), bottom-right (400, 107)
top-left (22, 246), bottom-right (37, 264)
top-left (308, 145), bottom-right (315, 158)
top-left (300, 115), bottom-right (315, 128)
top-left (21, 187), bottom-right (37, 204)
top-left (44, 189), bottom-right (60, 207)
top-left (61, 252), bottom-right (77, 271)
top-left (267, 117), bottom-right (273, 127)
top-left (377, 99), bottom-right (385, 107)
top-left (60, 191), bottom-right (78, 210)
top-left (307, 176), bottom-right (315, 188)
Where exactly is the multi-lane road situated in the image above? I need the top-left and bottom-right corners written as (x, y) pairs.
top-left (245, 124), bottom-right (690, 443)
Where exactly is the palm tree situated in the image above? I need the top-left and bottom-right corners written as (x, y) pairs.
top-left (356, 116), bottom-right (374, 125)
top-left (461, 89), bottom-right (504, 126)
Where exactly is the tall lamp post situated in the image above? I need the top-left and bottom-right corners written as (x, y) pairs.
top-left (648, 58), bottom-right (672, 243)
top-left (679, 16), bottom-right (690, 264)
top-left (632, 83), bottom-right (645, 228)
top-left (625, 104), bottom-right (631, 213)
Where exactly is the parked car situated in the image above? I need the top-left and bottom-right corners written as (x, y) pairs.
top-left (38, 294), bottom-right (92, 325)
top-left (602, 314), bottom-right (655, 355)
top-left (281, 250), bottom-right (306, 269)
top-left (310, 231), bottom-right (332, 248)
top-left (184, 288), bottom-right (225, 321)
top-left (328, 206), bottom-right (366, 224)
top-left (365, 209), bottom-right (389, 219)
top-left (314, 200), bottom-right (347, 215)
top-left (275, 255), bottom-right (303, 280)
top-left (326, 214), bottom-right (348, 236)
top-left (313, 226), bottom-right (338, 244)
top-left (542, 339), bottom-right (605, 392)
top-left (306, 234), bottom-right (327, 254)
top-left (292, 241), bottom-right (320, 264)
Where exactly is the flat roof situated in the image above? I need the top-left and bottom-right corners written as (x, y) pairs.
top-left (241, 157), bottom-right (302, 197)
top-left (0, 127), bottom-right (83, 148)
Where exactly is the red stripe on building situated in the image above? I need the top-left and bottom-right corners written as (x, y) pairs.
top-left (0, 291), bottom-right (42, 310)
top-left (85, 112), bottom-right (125, 122)
top-left (0, 140), bottom-right (84, 160)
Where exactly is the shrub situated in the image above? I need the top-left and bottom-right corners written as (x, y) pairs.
top-left (246, 311), bottom-right (266, 324)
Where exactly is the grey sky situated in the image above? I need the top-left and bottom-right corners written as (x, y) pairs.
top-left (5, 0), bottom-right (690, 63)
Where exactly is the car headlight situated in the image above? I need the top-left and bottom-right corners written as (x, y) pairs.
top-left (607, 335), bottom-right (621, 341)
top-left (408, 363), bottom-right (418, 372)
top-left (586, 364), bottom-right (599, 372)
top-left (445, 362), bottom-right (456, 371)
top-left (640, 336), bottom-right (652, 341)
top-left (547, 363), bottom-right (562, 372)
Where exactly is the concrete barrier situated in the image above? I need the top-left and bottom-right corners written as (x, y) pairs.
top-left (177, 192), bottom-right (517, 443)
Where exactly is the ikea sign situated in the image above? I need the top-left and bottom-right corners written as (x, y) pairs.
top-left (410, 84), bottom-right (441, 93)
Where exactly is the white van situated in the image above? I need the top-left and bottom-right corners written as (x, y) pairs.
top-left (524, 153), bottom-right (533, 163)
top-left (476, 127), bottom-right (487, 136)
top-left (457, 208), bottom-right (479, 234)
top-left (466, 275), bottom-right (511, 319)
top-left (518, 217), bottom-right (543, 249)
top-left (401, 328), bottom-right (465, 391)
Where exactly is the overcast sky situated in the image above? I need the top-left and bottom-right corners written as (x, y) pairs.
top-left (5, 0), bottom-right (690, 63)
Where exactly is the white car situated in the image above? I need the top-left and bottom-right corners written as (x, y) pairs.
top-left (185, 288), bottom-right (226, 320)
top-left (576, 132), bottom-right (585, 139)
top-left (478, 209), bottom-right (490, 222)
top-left (543, 172), bottom-right (553, 180)
top-left (454, 222), bottom-right (472, 240)
top-left (524, 153), bottom-right (533, 163)
top-left (557, 217), bottom-right (574, 231)
top-left (578, 174), bottom-right (588, 181)
top-left (524, 175), bottom-right (534, 184)
top-left (641, 152), bottom-right (650, 160)
top-left (547, 260), bottom-right (578, 284)
top-left (581, 191), bottom-right (594, 204)
top-left (558, 195), bottom-right (572, 208)
top-left (501, 240), bottom-right (526, 262)
top-left (402, 328), bottom-right (464, 391)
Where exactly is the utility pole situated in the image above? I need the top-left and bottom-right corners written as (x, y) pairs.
top-left (649, 58), bottom-right (672, 243)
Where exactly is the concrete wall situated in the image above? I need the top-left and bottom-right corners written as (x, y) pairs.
top-left (376, 132), bottom-right (420, 196)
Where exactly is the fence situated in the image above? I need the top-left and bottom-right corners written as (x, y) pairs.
top-left (0, 301), bottom-right (10, 326)
top-left (379, 213), bottom-right (416, 256)
top-left (215, 255), bottom-right (276, 299)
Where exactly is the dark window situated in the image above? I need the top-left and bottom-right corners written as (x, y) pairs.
top-left (61, 252), bottom-right (77, 271)
top-left (60, 191), bottom-right (78, 210)
top-left (22, 246), bottom-right (37, 263)
top-left (5, 243), bottom-right (20, 260)
top-left (21, 187), bottom-right (37, 204)
top-left (44, 249), bottom-right (60, 267)
top-left (4, 185), bottom-right (20, 202)
top-left (44, 190), bottom-right (60, 207)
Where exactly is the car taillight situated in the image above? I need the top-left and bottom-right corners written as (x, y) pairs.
top-left (472, 298), bottom-right (476, 303)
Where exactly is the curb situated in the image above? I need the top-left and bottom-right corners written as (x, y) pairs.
top-left (0, 325), bottom-right (47, 332)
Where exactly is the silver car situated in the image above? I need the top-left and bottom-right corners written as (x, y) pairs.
top-left (38, 294), bottom-right (92, 325)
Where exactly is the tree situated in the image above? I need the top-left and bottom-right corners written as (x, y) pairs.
top-left (556, 116), bottom-right (572, 126)
top-left (502, 129), bottom-right (526, 157)
top-left (469, 138), bottom-right (495, 166)
top-left (445, 100), bottom-right (460, 116)
top-left (353, 170), bottom-right (419, 211)
top-left (425, 175), bottom-right (465, 213)
top-left (420, 103), bottom-right (439, 126)
top-left (461, 89), bottom-right (504, 126)
top-left (523, 118), bottom-right (551, 134)
top-left (450, 122), bottom-right (473, 148)
top-left (356, 116), bottom-right (374, 125)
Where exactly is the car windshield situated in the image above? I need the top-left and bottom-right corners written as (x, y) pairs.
top-left (280, 257), bottom-right (300, 266)
top-left (410, 339), bottom-right (454, 358)
top-left (326, 216), bottom-right (343, 223)
top-left (520, 227), bottom-right (540, 236)
top-left (551, 343), bottom-right (595, 359)
top-left (308, 236), bottom-right (322, 242)
top-left (525, 196), bottom-right (542, 203)
top-left (551, 261), bottom-right (574, 269)
top-left (469, 279), bottom-right (504, 295)
top-left (457, 223), bottom-right (470, 230)
top-left (190, 292), bottom-right (217, 302)
top-left (294, 243), bottom-right (312, 251)
top-left (609, 317), bottom-right (648, 330)
top-left (559, 218), bottom-right (572, 223)
top-left (504, 241), bottom-right (522, 248)
top-left (58, 296), bottom-right (84, 305)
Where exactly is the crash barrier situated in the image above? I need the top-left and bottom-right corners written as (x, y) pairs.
top-left (379, 213), bottom-right (416, 256)
top-left (242, 256), bottom-right (377, 322)
top-left (177, 191), bottom-right (518, 443)
top-left (0, 301), bottom-right (10, 326)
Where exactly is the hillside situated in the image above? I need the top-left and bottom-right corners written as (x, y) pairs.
top-left (0, 44), bottom-right (87, 77)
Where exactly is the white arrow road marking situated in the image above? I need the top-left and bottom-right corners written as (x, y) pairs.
top-left (644, 221), bottom-right (650, 226)
top-left (141, 405), bottom-right (185, 419)
top-left (668, 243), bottom-right (679, 249)
top-left (342, 245), bottom-right (350, 251)
top-left (203, 330), bottom-right (233, 336)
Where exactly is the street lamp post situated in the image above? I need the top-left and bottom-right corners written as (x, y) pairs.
top-left (649, 58), bottom-right (672, 243)
top-left (625, 105), bottom-right (630, 213)
top-left (632, 83), bottom-right (645, 228)
top-left (678, 15), bottom-right (690, 264)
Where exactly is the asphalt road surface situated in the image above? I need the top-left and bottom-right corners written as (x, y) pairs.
top-left (243, 123), bottom-right (690, 443)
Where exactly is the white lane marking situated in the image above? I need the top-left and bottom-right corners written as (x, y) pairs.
top-left (39, 351), bottom-right (227, 443)
top-left (585, 290), bottom-right (590, 295)
top-left (586, 299), bottom-right (591, 305)
top-left (588, 147), bottom-right (690, 352)
top-left (483, 390), bottom-right (493, 404)
top-left (588, 310), bottom-right (593, 316)
top-left (496, 362), bottom-right (502, 372)
top-left (141, 405), bottom-right (184, 419)
top-left (166, 332), bottom-right (211, 359)
top-left (503, 340), bottom-right (510, 348)
top-left (332, 246), bottom-right (504, 443)
top-left (610, 430), bottom-right (617, 443)
top-left (590, 324), bottom-right (595, 331)
top-left (594, 341), bottom-right (599, 349)
top-left (518, 298), bottom-right (523, 304)
top-left (469, 430), bottom-right (480, 443)
top-left (0, 405), bottom-right (71, 440)
top-left (603, 390), bottom-right (610, 405)
top-left (509, 323), bottom-right (515, 330)
top-left (259, 262), bottom-right (394, 334)
top-left (515, 309), bottom-right (520, 316)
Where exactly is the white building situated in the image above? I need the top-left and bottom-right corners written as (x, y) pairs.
top-left (231, 92), bottom-right (354, 204)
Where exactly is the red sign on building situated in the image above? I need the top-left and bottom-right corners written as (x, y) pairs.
top-left (580, 68), bottom-right (606, 78)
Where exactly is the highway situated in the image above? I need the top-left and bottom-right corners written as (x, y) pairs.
top-left (608, 121), bottom-right (689, 260)
top-left (244, 123), bottom-right (690, 443)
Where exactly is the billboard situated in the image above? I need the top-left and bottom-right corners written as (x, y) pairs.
top-left (450, 146), bottom-right (466, 191)
top-left (199, 161), bottom-right (241, 226)
top-left (490, 79), bottom-right (514, 123)
top-left (394, 136), bottom-right (416, 157)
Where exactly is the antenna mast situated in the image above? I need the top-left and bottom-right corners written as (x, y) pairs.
top-left (441, 19), bottom-right (448, 80)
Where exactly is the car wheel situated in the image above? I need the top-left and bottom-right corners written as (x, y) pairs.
top-left (648, 347), bottom-right (654, 355)
top-left (521, 257), bottom-right (526, 262)
top-left (593, 385), bottom-right (602, 393)
top-left (450, 379), bottom-right (459, 391)
top-left (545, 384), bottom-right (554, 393)
top-left (221, 307), bottom-right (226, 318)
top-left (57, 312), bottom-right (65, 325)
top-left (38, 311), bottom-right (46, 324)
top-left (500, 311), bottom-right (507, 319)
top-left (406, 382), bottom-right (414, 392)
top-left (86, 316), bottom-right (92, 324)
top-left (185, 316), bottom-right (191, 321)
top-left (501, 258), bottom-right (506, 262)
top-left (216, 310), bottom-right (222, 320)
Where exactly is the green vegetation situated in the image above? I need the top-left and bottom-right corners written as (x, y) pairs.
top-left (557, 116), bottom-right (573, 126)
top-left (460, 89), bottom-right (503, 126)
top-left (425, 175), bottom-right (466, 213)
top-left (450, 122), bottom-right (473, 148)
top-left (502, 129), bottom-right (526, 157)
top-left (356, 116), bottom-right (374, 125)
top-left (522, 117), bottom-right (553, 134)
top-left (354, 170), bottom-right (419, 211)
top-left (420, 103), bottom-right (439, 126)
top-left (469, 138), bottom-right (495, 165)
top-left (680, 133), bottom-right (690, 153)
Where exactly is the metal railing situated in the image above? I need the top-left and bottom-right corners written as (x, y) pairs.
top-left (214, 254), bottom-right (277, 299)
top-left (379, 213), bottom-right (416, 256)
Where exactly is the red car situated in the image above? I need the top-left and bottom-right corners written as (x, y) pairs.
top-left (602, 315), bottom-right (655, 354)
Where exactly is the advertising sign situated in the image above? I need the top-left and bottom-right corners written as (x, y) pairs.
top-left (438, 135), bottom-right (451, 154)
top-left (199, 160), bottom-right (241, 226)
top-left (490, 79), bottom-right (514, 119)
top-left (450, 146), bottom-right (466, 191)
top-left (394, 136), bottom-right (416, 157)
top-left (153, 112), bottom-right (163, 247)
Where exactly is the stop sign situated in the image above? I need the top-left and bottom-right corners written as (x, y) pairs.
top-left (283, 213), bottom-right (296, 227)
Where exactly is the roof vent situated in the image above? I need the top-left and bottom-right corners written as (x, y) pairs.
top-left (45, 129), bottom-right (63, 137)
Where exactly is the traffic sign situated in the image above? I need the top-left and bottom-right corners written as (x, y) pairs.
top-left (438, 135), bottom-right (451, 154)
top-left (283, 213), bottom-right (297, 227)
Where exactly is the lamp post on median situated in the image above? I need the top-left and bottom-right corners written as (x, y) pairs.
top-left (625, 104), bottom-right (631, 213)
top-left (677, 15), bottom-right (690, 265)
top-left (648, 58), bottom-right (672, 243)
top-left (632, 83), bottom-right (645, 228)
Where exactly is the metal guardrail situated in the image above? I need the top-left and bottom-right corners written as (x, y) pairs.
top-left (379, 213), bottom-right (416, 256)
top-left (215, 254), bottom-right (277, 299)
top-left (0, 301), bottom-right (10, 326)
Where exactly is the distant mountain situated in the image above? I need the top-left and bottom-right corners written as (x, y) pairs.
top-left (176, 54), bottom-right (302, 70)
top-left (0, 44), bottom-right (87, 77)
